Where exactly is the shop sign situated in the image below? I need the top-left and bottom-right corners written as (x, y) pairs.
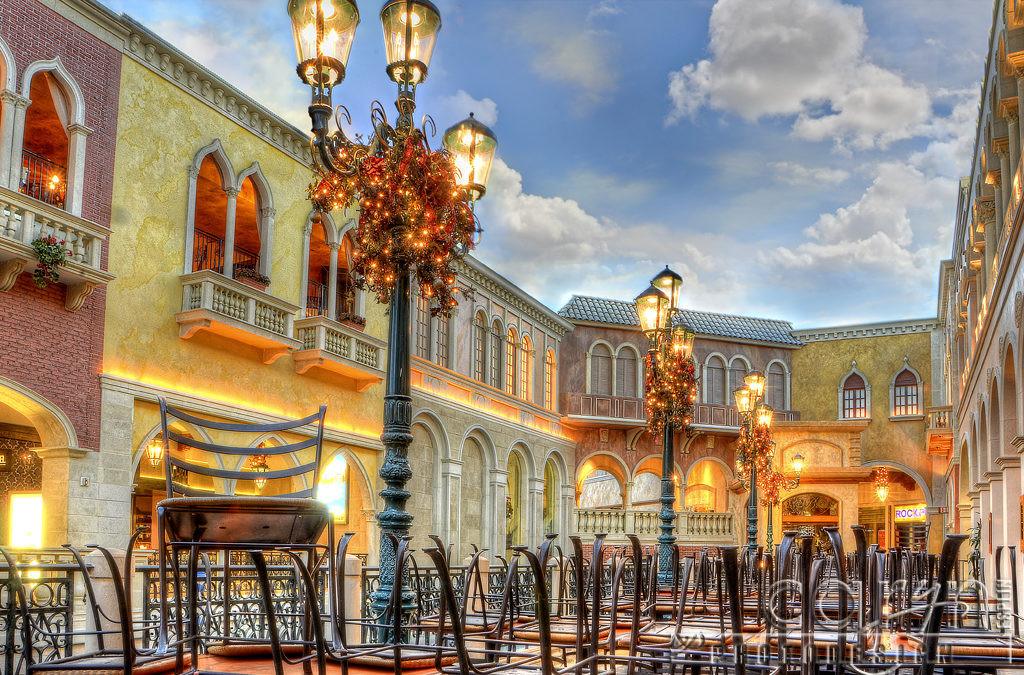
top-left (0, 449), bottom-right (9, 472)
top-left (894, 504), bottom-right (927, 522)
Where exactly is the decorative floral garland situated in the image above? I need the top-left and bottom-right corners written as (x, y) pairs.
top-left (735, 423), bottom-right (773, 486)
top-left (308, 133), bottom-right (477, 315)
top-left (31, 235), bottom-right (71, 288)
top-left (644, 349), bottom-right (697, 441)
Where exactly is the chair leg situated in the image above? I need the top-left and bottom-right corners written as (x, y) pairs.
top-left (250, 551), bottom-right (286, 675)
top-left (187, 546), bottom-right (201, 675)
top-left (288, 550), bottom-right (327, 675)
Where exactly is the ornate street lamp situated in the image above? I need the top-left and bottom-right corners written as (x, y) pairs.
top-left (290, 0), bottom-right (496, 630)
top-left (762, 451), bottom-right (803, 551)
top-left (734, 374), bottom-right (777, 555)
top-left (634, 268), bottom-right (697, 585)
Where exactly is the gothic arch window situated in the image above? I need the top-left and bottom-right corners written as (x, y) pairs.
top-left (589, 342), bottom-right (613, 395)
top-left (520, 333), bottom-right (533, 401)
top-left (766, 361), bottom-right (787, 410)
top-left (615, 345), bottom-right (639, 398)
top-left (891, 361), bottom-right (921, 417)
top-left (705, 354), bottom-right (726, 404)
top-left (17, 59), bottom-right (86, 215)
top-left (302, 214), bottom-right (361, 324)
top-left (505, 326), bottom-right (519, 396)
top-left (544, 349), bottom-right (557, 411)
top-left (473, 311), bottom-right (488, 382)
top-left (839, 365), bottom-right (870, 419)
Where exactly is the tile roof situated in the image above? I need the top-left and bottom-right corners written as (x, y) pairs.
top-left (558, 295), bottom-right (804, 346)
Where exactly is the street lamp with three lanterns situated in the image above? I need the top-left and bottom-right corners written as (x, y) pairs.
top-left (634, 267), bottom-right (698, 584)
top-left (289, 0), bottom-right (497, 628)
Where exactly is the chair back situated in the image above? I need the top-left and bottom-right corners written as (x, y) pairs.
top-left (158, 397), bottom-right (327, 498)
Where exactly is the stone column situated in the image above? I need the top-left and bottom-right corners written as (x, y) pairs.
top-left (560, 484), bottom-right (575, 541)
top-left (6, 94), bottom-right (29, 190)
top-left (979, 486), bottom-right (993, 584)
top-left (327, 241), bottom-right (341, 320)
top-left (1000, 150), bottom-right (1013, 219)
top-left (259, 207), bottom-right (276, 279)
top-left (65, 123), bottom-right (92, 217)
top-left (300, 221), bottom-right (313, 313)
top-left (343, 554), bottom-right (363, 644)
top-left (1008, 111), bottom-right (1021, 175)
top-left (440, 457), bottom-right (463, 550)
top-left (527, 476), bottom-right (546, 548)
top-left (998, 457), bottom-right (1021, 560)
top-left (222, 187), bottom-right (240, 277)
top-left (35, 446), bottom-right (90, 547)
top-left (361, 509), bottom-right (379, 566)
top-left (490, 468), bottom-right (509, 556)
top-left (0, 92), bottom-right (29, 190)
top-left (1016, 71), bottom-right (1024, 147)
top-left (183, 166), bottom-right (202, 273)
top-left (989, 177), bottom-right (1002, 280)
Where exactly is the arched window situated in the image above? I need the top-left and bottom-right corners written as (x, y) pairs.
top-left (893, 368), bottom-right (920, 416)
top-left (545, 349), bottom-right (557, 411)
top-left (232, 175), bottom-right (263, 279)
top-left (20, 71), bottom-right (69, 209)
top-left (192, 153), bottom-right (230, 273)
top-left (414, 293), bottom-right (431, 359)
top-left (435, 312), bottom-right (450, 369)
top-left (590, 343), bottom-right (612, 395)
top-left (520, 333), bottom-right (533, 401)
top-left (705, 356), bottom-right (726, 404)
top-left (505, 326), bottom-right (519, 395)
top-left (304, 217), bottom-right (360, 324)
top-left (473, 312), bottom-right (487, 382)
top-left (490, 320), bottom-right (503, 389)
top-left (615, 347), bottom-right (638, 398)
top-left (318, 454), bottom-right (348, 522)
top-left (766, 362), bottom-right (786, 410)
top-left (728, 360), bottom-right (747, 398)
top-left (842, 372), bottom-right (868, 419)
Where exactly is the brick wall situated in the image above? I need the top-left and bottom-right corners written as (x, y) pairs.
top-left (0, 0), bottom-right (121, 451)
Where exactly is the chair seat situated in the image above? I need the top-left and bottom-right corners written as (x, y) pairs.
top-left (158, 496), bottom-right (331, 546)
top-left (30, 652), bottom-right (190, 675)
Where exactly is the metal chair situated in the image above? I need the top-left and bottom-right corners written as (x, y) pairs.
top-left (155, 397), bottom-right (330, 675)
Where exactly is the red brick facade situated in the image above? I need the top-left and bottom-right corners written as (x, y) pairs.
top-left (0, 0), bottom-right (121, 451)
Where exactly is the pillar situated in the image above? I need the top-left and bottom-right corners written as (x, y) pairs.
top-left (65, 123), bottom-right (92, 217)
top-left (989, 177), bottom-right (1002, 281)
top-left (223, 186), bottom-right (240, 277)
top-left (1000, 150), bottom-right (1013, 222)
top-left (999, 458), bottom-right (1022, 559)
top-left (300, 221), bottom-right (313, 313)
top-left (35, 446), bottom-right (91, 547)
top-left (490, 468), bottom-right (509, 555)
top-left (6, 94), bottom-right (29, 190)
top-left (343, 554), bottom-right (363, 643)
top-left (260, 207), bottom-right (276, 278)
top-left (980, 486), bottom-right (993, 583)
top-left (1008, 111), bottom-right (1021, 177)
top-left (327, 241), bottom-right (340, 320)
top-left (528, 475), bottom-right (546, 547)
top-left (440, 457), bottom-right (463, 551)
top-left (0, 92), bottom-right (28, 190)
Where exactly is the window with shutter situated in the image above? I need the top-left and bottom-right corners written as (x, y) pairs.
top-left (490, 322), bottom-right (503, 388)
top-left (545, 350), bottom-right (556, 411)
top-left (506, 327), bottom-right (518, 395)
top-left (706, 357), bottom-right (726, 404)
top-left (766, 363), bottom-right (786, 410)
top-left (728, 363), bottom-right (746, 398)
top-left (435, 313), bottom-right (449, 368)
top-left (616, 348), bottom-right (638, 398)
top-left (590, 344), bottom-right (612, 395)
top-left (414, 294), bottom-right (431, 359)
top-left (520, 334), bottom-right (533, 401)
top-left (473, 313), bottom-right (487, 382)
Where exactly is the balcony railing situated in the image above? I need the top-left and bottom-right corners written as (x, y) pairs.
top-left (192, 229), bottom-right (260, 274)
top-left (926, 404), bottom-right (954, 456)
top-left (176, 269), bottom-right (300, 363)
top-left (0, 185), bottom-right (113, 309)
top-left (563, 392), bottom-right (798, 428)
top-left (574, 507), bottom-right (734, 543)
top-left (19, 150), bottom-right (66, 209)
top-left (292, 315), bottom-right (385, 390)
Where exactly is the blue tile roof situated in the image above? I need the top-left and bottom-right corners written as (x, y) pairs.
top-left (558, 295), bottom-right (803, 346)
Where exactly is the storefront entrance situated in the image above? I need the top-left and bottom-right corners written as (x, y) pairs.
top-left (781, 492), bottom-right (840, 554)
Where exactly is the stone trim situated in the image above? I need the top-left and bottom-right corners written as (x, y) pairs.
top-left (457, 256), bottom-right (573, 336)
top-left (794, 318), bottom-right (940, 342)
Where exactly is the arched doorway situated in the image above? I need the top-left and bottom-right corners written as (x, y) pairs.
top-left (506, 451), bottom-right (524, 556)
top-left (781, 492), bottom-right (840, 553)
top-left (858, 466), bottom-right (929, 550)
top-left (685, 459), bottom-right (728, 513)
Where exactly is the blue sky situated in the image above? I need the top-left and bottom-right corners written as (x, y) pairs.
top-left (101, 0), bottom-right (990, 328)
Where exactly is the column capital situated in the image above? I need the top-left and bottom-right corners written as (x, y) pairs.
top-left (224, 187), bottom-right (241, 198)
top-left (261, 207), bottom-right (277, 220)
top-left (66, 123), bottom-right (94, 137)
top-left (328, 240), bottom-right (342, 251)
top-left (0, 91), bottom-right (30, 107)
top-left (35, 446), bottom-right (90, 460)
top-left (188, 165), bottom-right (201, 180)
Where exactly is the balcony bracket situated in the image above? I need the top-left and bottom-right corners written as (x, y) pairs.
top-left (0, 257), bottom-right (26, 291)
top-left (64, 281), bottom-right (95, 312)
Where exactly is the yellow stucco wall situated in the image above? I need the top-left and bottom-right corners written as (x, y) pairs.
top-left (791, 332), bottom-right (932, 470)
top-left (105, 58), bottom-right (385, 431)
top-left (104, 59), bottom-right (386, 555)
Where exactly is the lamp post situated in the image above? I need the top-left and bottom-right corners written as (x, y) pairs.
top-left (734, 370), bottom-right (773, 556)
top-left (289, 0), bottom-right (496, 631)
top-left (763, 451), bottom-right (803, 552)
top-left (635, 267), bottom-right (697, 585)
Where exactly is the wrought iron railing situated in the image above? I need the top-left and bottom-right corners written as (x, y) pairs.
top-left (19, 151), bottom-right (66, 209)
top-left (306, 279), bottom-right (327, 317)
top-left (192, 229), bottom-right (260, 274)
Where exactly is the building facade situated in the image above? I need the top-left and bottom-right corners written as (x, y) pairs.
top-left (939, 0), bottom-right (1024, 583)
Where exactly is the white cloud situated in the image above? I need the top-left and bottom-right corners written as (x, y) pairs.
top-left (434, 90), bottom-right (499, 129)
top-left (770, 161), bottom-right (850, 186)
top-left (666, 0), bottom-right (931, 149)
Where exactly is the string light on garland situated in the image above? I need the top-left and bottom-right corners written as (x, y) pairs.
top-left (644, 348), bottom-right (698, 441)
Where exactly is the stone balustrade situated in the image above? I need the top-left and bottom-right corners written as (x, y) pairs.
top-left (0, 186), bottom-right (113, 309)
top-left (574, 507), bottom-right (734, 543)
top-left (293, 316), bottom-right (386, 391)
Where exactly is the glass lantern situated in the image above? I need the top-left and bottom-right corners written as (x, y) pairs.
top-left (381, 0), bottom-right (441, 84)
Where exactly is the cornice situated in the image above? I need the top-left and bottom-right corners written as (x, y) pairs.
top-left (793, 318), bottom-right (940, 342)
top-left (118, 18), bottom-right (312, 166)
top-left (457, 256), bottom-right (573, 336)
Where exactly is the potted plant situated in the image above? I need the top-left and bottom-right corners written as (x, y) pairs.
top-left (31, 235), bottom-right (71, 288)
top-left (233, 265), bottom-right (270, 291)
top-left (338, 312), bottom-right (366, 329)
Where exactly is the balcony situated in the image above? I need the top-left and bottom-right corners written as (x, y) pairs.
top-left (175, 270), bottom-right (300, 363)
top-left (574, 507), bottom-right (735, 544)
top-left (292, 316), bottom-right (385, 391)
top-left (927, 405), bottom-right (954, 456)
top-left (563, 392), bottom-right (799, 430)
top-left (0, 186), bottom-right (113, 310)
